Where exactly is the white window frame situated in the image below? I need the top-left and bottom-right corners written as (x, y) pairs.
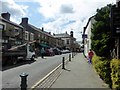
top-left (30, 33), bottom-right (34, 41)
top-left (67, 39), bottom-right (70, 44)
top-left (44, 35), bottom-right (46, 39)
top-left (42, 34), bottom-right (44, 39)
top-left (25, 31), bottom-right (29, 40)
top-left (0, 24), bottom-right (4, 30)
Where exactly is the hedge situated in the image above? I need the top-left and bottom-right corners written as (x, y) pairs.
top-left (110, 59), bottom-right (120, 89)
top-left (92, 55), bottom-right (112, 88)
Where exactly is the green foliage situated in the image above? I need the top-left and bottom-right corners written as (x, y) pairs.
top-left (92, 55), bottom-right (112, 88)
top-left (91, 4), bottom-right (113, 58)
top-left (92, 55), bottom-right (120, 89)
top-left (110, 59), bottom-right (120, 89)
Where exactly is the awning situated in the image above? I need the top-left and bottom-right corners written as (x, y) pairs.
top-left (40, 44), bottom-right (50, 48)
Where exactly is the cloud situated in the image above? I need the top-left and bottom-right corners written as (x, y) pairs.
top-left (61, 20), bottom-right (76, 27)
top-left (60, 4), bottom-right (74, 14)
top-left (1, 0), bottom-right (28, 23)
top-left (1, 0), bottom-right (116, 41)
top-left (37, 0), bottom-right (115, 41)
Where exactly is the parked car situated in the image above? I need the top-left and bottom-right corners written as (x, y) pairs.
top-left (49, 48), bottom-right (55, 56)
top-left (44, 48), bottom-right (55, 56)
top-left (52, 48), bottom-right (62, 55)
top-left (61, 49), bottom-right (71, 54)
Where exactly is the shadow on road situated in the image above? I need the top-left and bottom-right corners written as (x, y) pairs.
top-left (63, 68), bottom-right (71, 72)
top-left (2, 60), bottom-right (36, 71)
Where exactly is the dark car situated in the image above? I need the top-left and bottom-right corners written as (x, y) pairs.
top-left (52, 48), bottom-right (62, 55)
top-left (45, 48), bottom-right (55, 56)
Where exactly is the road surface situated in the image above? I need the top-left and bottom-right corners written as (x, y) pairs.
top-left (2, 54), bottom-right (69, 89)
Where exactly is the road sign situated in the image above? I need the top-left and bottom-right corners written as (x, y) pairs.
top-left (82, 34), bottom-right (87, 39)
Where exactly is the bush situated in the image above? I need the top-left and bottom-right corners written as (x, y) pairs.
top-left (110, 59), bottom-right (120, 89)
top-left (92, 55), bottom-right (112, 88)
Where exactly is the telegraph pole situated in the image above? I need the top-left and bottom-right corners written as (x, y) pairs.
top-left (111, 0), bottom-right (120, 59)
top-left (116, 0), bottom-right (120, 59)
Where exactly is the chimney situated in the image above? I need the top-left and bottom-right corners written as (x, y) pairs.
top-left (53, 33), bottom-right (55, 36)
top-left (1, 12), bottom-right (10, 21)
top-left (70, 31), bottom-right (73, 37)
top-left (21, 18), bottom-right (28, 25)
top-left (66, 31), bottom-right (67, 34)
top-left (42, 27), bottom-right (44, 31)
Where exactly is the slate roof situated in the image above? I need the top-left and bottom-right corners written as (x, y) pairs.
top-left (53, 33), bottom-right (71, 38)
top-left (28, 24), bottom-right (53, 37)
top-left (0, 16), bottom-right (23, 29)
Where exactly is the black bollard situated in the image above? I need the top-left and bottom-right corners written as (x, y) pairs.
top-left (62, 57), bottom-right (65, 69)
top-left (20, 73), bottom-right (28, 90)
top-left (69, 54), bottom-right (71, 61)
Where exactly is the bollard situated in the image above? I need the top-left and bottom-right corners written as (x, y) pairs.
top-left (72, 53), bottom-right (74, 58)
top-left (62, 57), bottom-right (65, 69)
top-left (20, 73), bottom-right (28, 90)
top-left (69, 54), bottom-right (71, 61)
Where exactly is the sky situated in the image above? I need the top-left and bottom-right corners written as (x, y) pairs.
top-left (0, 0), bottom-right (116, 41)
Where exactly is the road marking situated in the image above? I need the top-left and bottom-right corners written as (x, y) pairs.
top-left (31, 55), bottom-right (70, 89)
top-left (31, 63), bottom-right (62, 89)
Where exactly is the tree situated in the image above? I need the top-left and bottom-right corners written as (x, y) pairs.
top-left (91, 4), bottom-right (114, 58)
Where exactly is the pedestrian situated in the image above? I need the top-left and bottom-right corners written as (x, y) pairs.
top-left (41, 47), bottom-right (45, 58)
top-left (88, 49), bottom-right (94, 64)
top-left (34, 39), bottom-right (40, 58)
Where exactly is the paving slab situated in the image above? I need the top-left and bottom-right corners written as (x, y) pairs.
top-left (51, 53), bottom-right (110, 89)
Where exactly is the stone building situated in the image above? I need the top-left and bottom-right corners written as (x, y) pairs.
top-left (53, 31), bottom-right (79, 51)
top-left (20, 17), bottom-right (63, 48)
top-left (0, 12), bottom-right (24, 49)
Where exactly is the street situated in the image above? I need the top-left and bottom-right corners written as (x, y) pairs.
top-left (2, 53), bottom-right (70, 89)
top-left (1, 0), bottom-right (119, 89)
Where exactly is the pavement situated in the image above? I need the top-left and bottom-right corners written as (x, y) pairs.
top-left (50, 53), bottom-right (110, 89)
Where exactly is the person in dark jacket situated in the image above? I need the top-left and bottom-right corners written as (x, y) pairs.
top-left (41, 47), bottom-right (45, 58)
top-left (34, 39), bottom-right (40, 57)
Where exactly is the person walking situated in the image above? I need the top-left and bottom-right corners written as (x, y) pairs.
top-left (41, 47), bottom-right (45, 58)
top-left (88, 49), bottom-right (94, 64)
top-left (34, 39), bottom-right (40, 58)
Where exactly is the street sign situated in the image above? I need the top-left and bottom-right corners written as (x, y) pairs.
top-left (82, 34), bottom-right (87, 39)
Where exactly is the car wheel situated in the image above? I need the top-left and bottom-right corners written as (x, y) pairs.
top-left (12, 57), bottom-right (18, 65)
top-left (31, 55), bottom-right (35, 61)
